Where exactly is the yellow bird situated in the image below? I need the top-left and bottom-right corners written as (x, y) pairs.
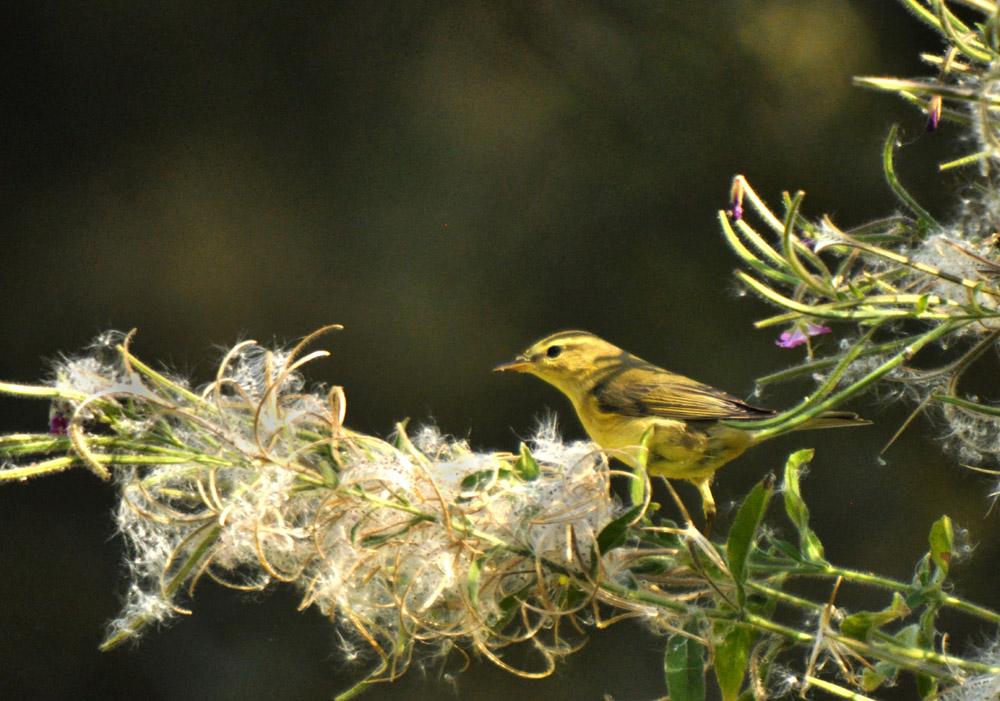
top-left (494, 330), bottom-right (867, 528)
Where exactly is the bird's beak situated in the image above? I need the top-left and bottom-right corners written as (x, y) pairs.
top-left (493, 356), bottom-right (532, 372)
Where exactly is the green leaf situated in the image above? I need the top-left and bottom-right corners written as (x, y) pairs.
top-left (630, 426), bottom-right (655, 506)
top-left (318, 452), bottom-right (338, 487)
top-left (460, 470), bottom-right (490, 492)
top-left (459, 468), bottom-right (512, 493)
top-left (892, 623), bottom-right (920, 648)
top-left (913, 552), bottom-right (932, 587)
top-left (665, 620), bottom-right (706, 701)
top-left (392, 418), bottom-right (411, 452)
top-left (840, 612), bottom-right (883, 641)
top-left (727, 474), bottom-right (774, 606)
top-left (640, 523), bottom-right (684, 549)
top-left (358, 515), bottom-right (433, 547)
top-left (916, 672), bottom-right (938, 699)
top-left (768, 537), bottom-right (802, 561)
top-left (904, 584), bottom-right (940, 611)
top-left (861, 661), bottom-right (899, 693)
top-left (782, 449), bottom-right (826, 563)
top-left (782, 449), bottom-right (813, 526)
top-left (928, 515), bottom-right (953, 578)
top-left (839, 593), bottom-right (908, 641)
top-left (713, 624), bottom-right (754, 701)
top-left (629, 555), bottom-right (673, 577)
top-left (919, 605), bottom-right (940, 651)
top-left (493, 580), bottom-right (535, 631)
top-left (881, 625), bottom-right (937, 696)
top-left (514, 442), bottom-right (540, 481)
top-left (800, 528), bottom-right (825, 564)
top-left (597, 503), bottom-right (645, 554)
top-left (467, 557), bottom-right (483, 612)
top-left (559, 585), bottom-right (589, 610)
top-left (639, 501), bottom-right (660, 528)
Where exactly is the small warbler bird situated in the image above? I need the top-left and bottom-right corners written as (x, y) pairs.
top-left (494, 330), bottom-right (867, 528)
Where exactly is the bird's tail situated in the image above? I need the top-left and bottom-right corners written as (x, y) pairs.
top-left (797, 411), bottom-right (870, 430)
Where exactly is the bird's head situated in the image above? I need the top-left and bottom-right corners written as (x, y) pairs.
top-left (493, 331), bottom-right (627, 399)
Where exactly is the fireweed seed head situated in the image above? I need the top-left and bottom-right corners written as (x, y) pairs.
top-left (73, 328), bottom-right (628, 673)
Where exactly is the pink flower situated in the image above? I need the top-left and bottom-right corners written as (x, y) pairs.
top-left (49, 412), bottom-right (69, 435)
top-left (776, 322), bottom-right (831, 348)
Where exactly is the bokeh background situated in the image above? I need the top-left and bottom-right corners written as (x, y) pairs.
top-left (2, 2), bottom-right (995, 699)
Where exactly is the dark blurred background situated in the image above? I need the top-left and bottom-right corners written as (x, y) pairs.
top-left (2, 2), bottom-right (995, 699)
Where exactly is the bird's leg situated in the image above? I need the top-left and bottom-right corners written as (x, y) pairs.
top-left (693, 477), bottom-right (717, 536)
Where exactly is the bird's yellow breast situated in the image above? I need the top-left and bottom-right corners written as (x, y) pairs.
top-left (574, 394), bottom-right (755, 480)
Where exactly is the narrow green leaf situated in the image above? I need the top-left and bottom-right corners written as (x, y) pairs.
top-left (597, 503), bottom-right (645, 554)
top-left (493, 592), bottom-right (524, 631)
top-left (783, 449), bottom-right (825, 563)
top-left (914, 553), bottom-right (932, 587)
top-left (714, 624), bottom-right (754, 701)
top-left (882, 124), bottom-right (939, 229)
top-left (780, 190), bottom-right (834, 297)
top-left (629, 555), bottom-right (673, 577)
top-left (359, 515), bottom-right (434, 547)
top-left (514, 442), bottom-right (540, 481)
top-left (392, 418), bottom-right (411, 452)
top-left (467, 557), bottom-right (483, 612)
top-left (102, 523), bottom-right (221, 650)
top-left (768, 537), bottom-right (802, 561)
top-left (919, 605), bottom-right (940, 652)
top-left (317, 452), bottom-right (338, 486)
top-left (629, 467), bottom-right (645, 507)
top-left (665, 620), bottom-right (706, 701)
top-left (727, 474), bottom-right (774, 606)
top-left (717, 210), bottom-right (800, 285)
top-left (928, 515), bottom-right (953, 578)
top-left (631, 425), bottom-right (655, 506)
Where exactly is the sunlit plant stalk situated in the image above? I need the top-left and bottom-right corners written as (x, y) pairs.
top-left (1, 325), bottom-right (998, 700)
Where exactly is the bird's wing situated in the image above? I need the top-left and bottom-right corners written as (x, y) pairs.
top-left (592, 365), bottom-right (774, 421)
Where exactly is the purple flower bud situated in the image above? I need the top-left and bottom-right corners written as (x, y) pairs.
top-left (729, 178), bottom-right (745, 221)
top-left (49, 412), bottom-right (69, 435)
top-left (927, 95), bottom-right (942, 132)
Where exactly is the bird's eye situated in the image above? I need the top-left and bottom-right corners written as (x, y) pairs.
top-left (546, 345), bottom-right (563, 358)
